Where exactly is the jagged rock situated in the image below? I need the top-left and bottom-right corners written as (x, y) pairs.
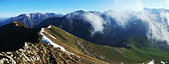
top-left (0, 41), bottom-right (104, 64)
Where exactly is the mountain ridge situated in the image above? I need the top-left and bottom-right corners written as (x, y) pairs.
top-left (39, 25), bottom-right (169, 64)
top-left (0, 21), bottom-right (169, 64)
top-left (37, 8), bottom-right (169, 49)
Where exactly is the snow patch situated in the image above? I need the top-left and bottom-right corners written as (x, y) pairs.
top-left (142, 59), bottom-right (168, 64)
top-left (161, 61), bottom-right (168, 64)
top-left (40, 28), bottom-right (73, 54)
top-left (40, 28), bottom-right (56, 39)
top-left (48, 25), bottom-right (52, 28)
top-left (147, 59), bottom-right (155, 64)
top-left (25, 14), bottom-right (30, 17)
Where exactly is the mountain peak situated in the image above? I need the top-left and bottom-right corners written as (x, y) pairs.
top-left (12, 21), bottom-right (28, 28)
top-left (0, 13), bottom-right (63, 28)
top-left (74, 10), bottom-right (85, 13)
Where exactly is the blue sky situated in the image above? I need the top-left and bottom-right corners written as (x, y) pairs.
top-left (0, 0), bottom-right (169, 18)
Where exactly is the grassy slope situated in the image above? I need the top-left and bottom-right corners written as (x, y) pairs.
top-left (44, 25), bottom-right (169, 64)
top-left (42, 26), bottom-right (109, 64)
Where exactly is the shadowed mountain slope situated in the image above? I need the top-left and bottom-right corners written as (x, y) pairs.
top-left (0, 21), bottom-right (39, 51)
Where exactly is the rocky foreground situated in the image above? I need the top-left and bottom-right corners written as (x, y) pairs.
top-left (0, 41), bottom-right (99, 64)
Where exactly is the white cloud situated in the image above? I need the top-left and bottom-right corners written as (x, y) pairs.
top-left (104, 10), bottom-right (132, 28)
top-left (83, 12), bottom-right (104, 33)
top-left (134, 10), bottom-right (169, 44)
top-left (103, 8), bottom-right (169, 45)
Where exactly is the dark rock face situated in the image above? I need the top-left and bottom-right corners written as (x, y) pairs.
top-left (0, 21), bottom-right (40, 52)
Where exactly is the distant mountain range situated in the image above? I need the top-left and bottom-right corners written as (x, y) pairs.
top-left (1, 8), bottom-right (169, 48)
top-left (0, 13), bottom-right (63, 28)
top-left (0, 18), bottom-right (7, 21)
top-left (37, 8), bottom-right (169, 48)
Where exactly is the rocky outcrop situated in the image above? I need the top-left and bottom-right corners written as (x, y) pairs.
top-left (0, 41), bottom-right (100, 64)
